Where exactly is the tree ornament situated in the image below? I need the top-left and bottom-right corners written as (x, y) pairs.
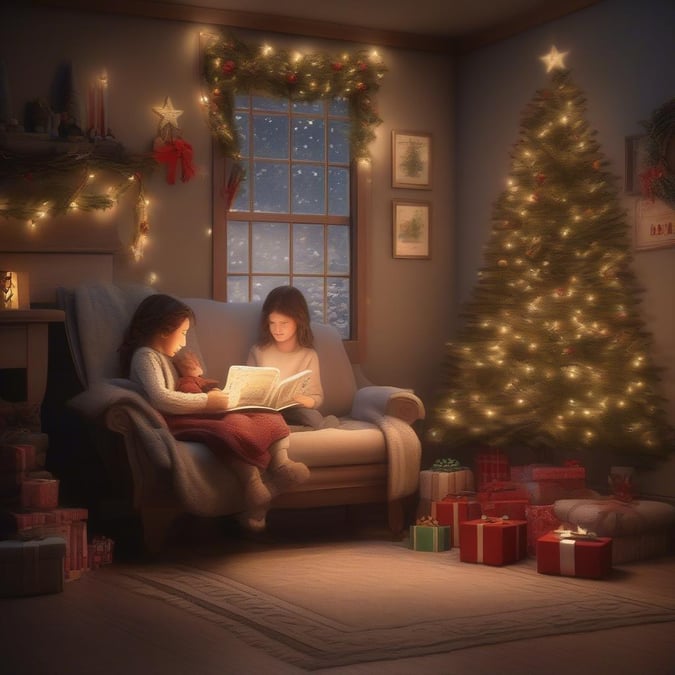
top-left (151, 96), bottom-right (196, 185)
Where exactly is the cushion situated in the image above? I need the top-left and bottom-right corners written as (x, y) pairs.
top-left (554, 498), bottom-right (675, 537)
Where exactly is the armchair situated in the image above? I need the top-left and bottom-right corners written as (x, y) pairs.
top-left (60, 283), bottom-right (425, 552)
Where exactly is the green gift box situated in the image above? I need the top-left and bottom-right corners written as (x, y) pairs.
top-left (409, 525), bottom-right (452, 552)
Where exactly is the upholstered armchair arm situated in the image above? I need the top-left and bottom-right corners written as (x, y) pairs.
top-left (69, 380), bottom-right (174, 471)
top-left (350, 385), bottom-right (425, 425)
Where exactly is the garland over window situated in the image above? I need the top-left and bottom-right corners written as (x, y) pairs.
top-left (201, 31), bottom-right (386, 161)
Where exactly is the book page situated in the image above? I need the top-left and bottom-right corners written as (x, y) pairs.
top-left (270, 369), bottom-right (312, 409)
top-left (223, 365), bottom-right (280, 408)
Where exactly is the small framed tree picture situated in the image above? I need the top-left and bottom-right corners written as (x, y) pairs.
top-left (392, 131), bottom-right (431, 189)
top-left (0, 270), bottom-right (25, 310)
top-left (392, 200), bottom-right (431, 259)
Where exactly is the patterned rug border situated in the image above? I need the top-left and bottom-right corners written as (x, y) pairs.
top-left (107, 547), bottom-right (675, 671)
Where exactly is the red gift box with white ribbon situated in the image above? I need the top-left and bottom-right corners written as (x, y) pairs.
top-left (431, 496), bottom-right (482, 547)
top-left (459, 517), bottom-right (527, 566)
top-left (536, 532), bottom-right (612, 579)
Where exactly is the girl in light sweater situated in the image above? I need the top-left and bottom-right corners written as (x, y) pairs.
top-left (118, 293), bottom-right (309, 531)
top-left (248, 286), bottom-right (338, 429)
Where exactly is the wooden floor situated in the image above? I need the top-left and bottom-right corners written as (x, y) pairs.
top-left (2, 509), bottom-right (675, 675)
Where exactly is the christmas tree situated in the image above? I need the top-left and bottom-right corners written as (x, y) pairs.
top-left (428, 47), bottom-right (674, 460)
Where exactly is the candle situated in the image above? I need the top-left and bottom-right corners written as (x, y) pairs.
top-left (100, 71), bottom-right (108, 136)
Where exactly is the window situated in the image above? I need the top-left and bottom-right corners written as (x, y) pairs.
top-left (214, 94), bottom-right (355, 339)
top-left (203, 32), bottom-right (384, 357)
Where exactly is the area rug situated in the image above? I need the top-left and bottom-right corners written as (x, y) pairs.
top-left (109, 540), bottom-right (675, 670)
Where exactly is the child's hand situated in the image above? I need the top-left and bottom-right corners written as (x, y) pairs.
top-left (205, 389), bottom-right (229, 412)
top-left (294, 394), bottom-right (315, 409)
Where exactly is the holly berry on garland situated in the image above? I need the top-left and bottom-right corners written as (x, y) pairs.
top-left (152, 96), bottom-right (196, 184)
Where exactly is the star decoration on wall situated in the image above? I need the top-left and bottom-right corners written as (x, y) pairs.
top-left (153, 96), bottom-right (183, 131)
top-left (540, 46), bottom-right (569, 73)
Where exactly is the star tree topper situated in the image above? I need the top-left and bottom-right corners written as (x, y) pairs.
top-left (153, 96), bottom-right (183, 132)
top-left (540, 45), bottom-right (569, 73)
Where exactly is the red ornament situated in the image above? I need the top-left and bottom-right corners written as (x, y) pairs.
top-left (286, 72), bottom-right (298, 84)
top-left (221, 60), bottom-right (236, 75)
top-left (331, 62), bottom-right (344, 71)
top-left (592, 159), bottom-right (601, 170)
top-left (535, 172), bottom-right (546, 185)
top-left (357, 61), bottom-right (368, 71)
top-left (356, 82), bottom-right (367, 91)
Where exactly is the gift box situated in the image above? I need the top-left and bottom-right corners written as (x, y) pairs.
top-left (517, 479), bottom-right (590, 505)
top-left (460, 517), bottom-right (527, 566)
top-left (89, 535), bottom-right (115, 568)
top-left (525, 504), bottom-right (561, 556)
top-left (0, 536), bottom-right (66, 597)
top-left (0, 444), bottom-right (37, 473)
top-left (409, 524), bottom-right (451, 552)
top-left (431, 496), bottom-right (483, 547)
top-left (511, 463), bottom-right (586, 482)
top-left (480, 498), bottom-right (529, 520)
top-left (477, 480), bottom-right (531, 502)
top-left (475, 449), bottom-right (510, 490)
top-left (20, 478), bottom-right (59, 510)
top-left (419, 468), bottom-right (475, 501)
top-left (536, 532), bottom-right (612, 579)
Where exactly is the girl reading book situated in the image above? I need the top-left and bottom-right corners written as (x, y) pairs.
top-left (248, 286), bottom-right (339, 428)
top-left (119, 293), bottom-right (309, 532)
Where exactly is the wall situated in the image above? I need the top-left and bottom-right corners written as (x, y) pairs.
top-left (455, 0), bottom-right (675, 497)
top-left (0, 3), bottom-right (454, 407)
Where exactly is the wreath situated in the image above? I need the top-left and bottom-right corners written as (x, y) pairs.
top-left (640, 97), bottom-right (675, 208)
top-left (201, 31), bottom-right (386, 161)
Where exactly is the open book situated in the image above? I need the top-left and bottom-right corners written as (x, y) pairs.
top-left (223, 365), bottom-right (312, 412)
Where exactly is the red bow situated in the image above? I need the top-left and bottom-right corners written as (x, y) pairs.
top-left (153, 139), bottom-right (196, 184)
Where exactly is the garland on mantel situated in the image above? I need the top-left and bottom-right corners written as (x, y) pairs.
top-left (0, 143), bottom-right (154, 224)
top-left (201, 31), bottom-right (387, 161)
top-left (640, 97), bottom-right (675, 208)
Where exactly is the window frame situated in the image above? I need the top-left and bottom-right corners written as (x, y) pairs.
top-left (211, 151), bottom-right (369, 363)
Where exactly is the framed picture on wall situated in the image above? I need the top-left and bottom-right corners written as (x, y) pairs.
top-left (625, 134), bottom-right (649, 195)
top-left (392, 200), bottom-right (431, 259)
top-left (392, 131), bottom-right (432, 189)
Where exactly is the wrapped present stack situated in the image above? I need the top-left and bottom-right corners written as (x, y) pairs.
top-left (0, 442), bottom-right (112, 585)
top-left (418, 457), bottom-right (475, 517)
top-left (508, 460), bottom-right (598, 556)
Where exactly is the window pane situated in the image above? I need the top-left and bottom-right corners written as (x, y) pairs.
top-left (328, 277), bottom-right (350, 338)
top-left (293, 118), bottom-right (324, 161)
top-left (253, 162), bottom-right (289, 212)
top-left (253, 114), bottom-right (289, 159)
top-left (234, 94), bottom-right (249, 109)
top-left (252, 96), bottom-right (288, 112)
top-left (227, 221), bottom-right (249, 272)
top-left (231, 175), bottom-right (250, 212)
top-left (329, 97), bottom-right (349, 116)
top-left (292, 164), bottom-right (325, 214)
top-left (293, 100), bottom-right (323, 114)
top-left (327, 225), bottom-right (350, 275)
top-left (293, 223), bottom-right (324, 274)
top-left (328, 167), bottom-right (349, 216)
top-left (252, 222), bottom-right (289, 273)
top-left (252, 276), bottom-right (289, 302)
top-left (234, 112), bottom-right (250, 157)
top-left (227, 276), bottom-right (249, 302)
top-left (293, 277), bottom-right (325, 323)
top-left (328, 120), bottom-right (349, 164)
